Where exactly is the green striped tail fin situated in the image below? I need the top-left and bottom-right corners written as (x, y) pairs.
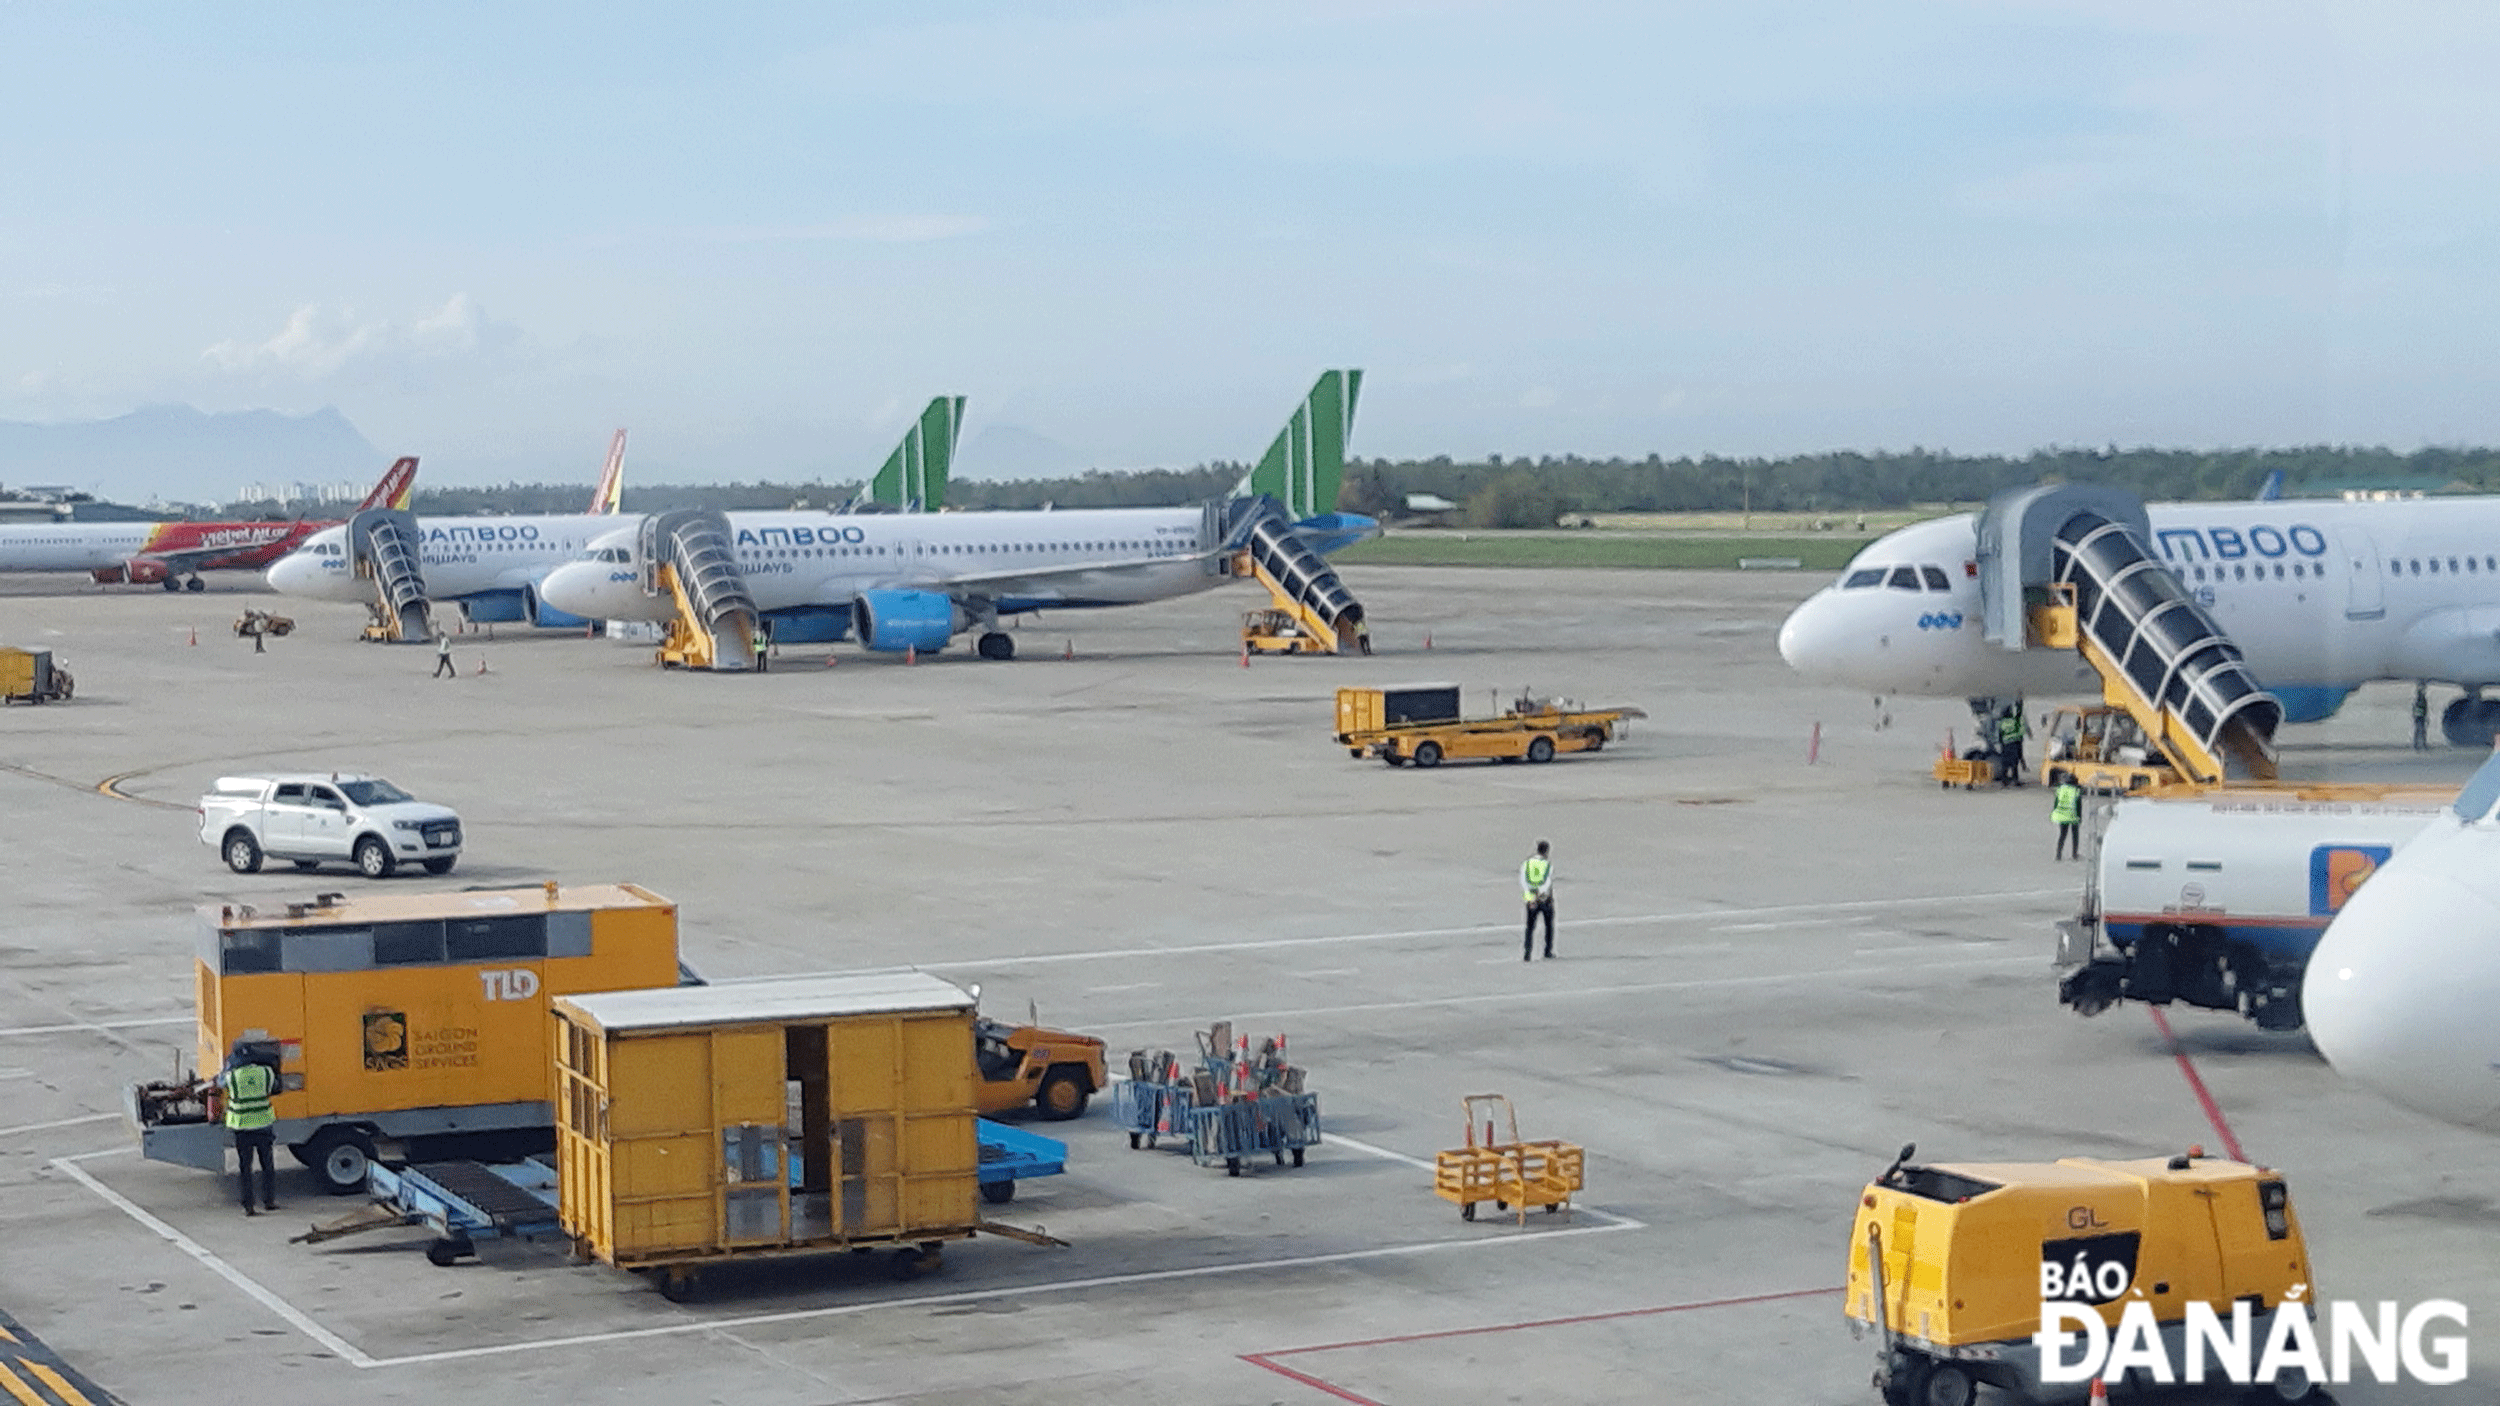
top-left (1241, 370), bottom-right (1361, 519)
top-left (868, 396), bottom-right (965, 511)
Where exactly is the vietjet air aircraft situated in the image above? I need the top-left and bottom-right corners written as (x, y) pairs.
top-left (2304, 748), bottom-right (2500, 1133)
top-left (1776, 496), bottom-right (2500, 745)
top-left (265, 431), bottom-right (631, 628)
top-left (0, 456), bottom-right (416, 591)
top-left (535, 372), bottom-right (1376, 656)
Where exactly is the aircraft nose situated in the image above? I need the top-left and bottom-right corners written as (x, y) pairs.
top-left (265, 551), bottom-right (314, 595)
top-left (540, 562), bottom-right (615, 619)
top-left (2306, 832), bottom-right (2500, 1131)
top-left (1777, 589), bottom-right (1849, 679)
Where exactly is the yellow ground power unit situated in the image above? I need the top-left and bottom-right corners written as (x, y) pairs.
top-left (552, 971), bottom-right (984, 1301)
top-left (126, 883), bottom-right (681, 1193)
top-left (1845, 1145), bottom-right (2315, 1405)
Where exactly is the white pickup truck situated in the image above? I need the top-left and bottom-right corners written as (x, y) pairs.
top-left (198, 774), bottom-right (463, 878)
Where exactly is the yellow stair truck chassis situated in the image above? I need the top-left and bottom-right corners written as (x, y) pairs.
top-left (1845, 1145), bottom-right (2314, 1404)
top-left (126, 884), bottom-right (682, 1194)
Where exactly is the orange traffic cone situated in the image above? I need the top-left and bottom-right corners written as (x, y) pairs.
top-left (821, 652), bottom-right (838, 668)
top-left (1240, 643), bottom-right (1251, 668)
top-left (187, 625), bottom-right (197, 647)
top-left (2087, 1378), bottom-right (2108, 1404)
top-left (1063, 639), bottom-right (1073, 661)
top-left (474, 658), bottom-right (490, 676)
top-left (1424, 630), bottom-right (1433, 650)
top-left (905, 644), bottom-right (916, 666)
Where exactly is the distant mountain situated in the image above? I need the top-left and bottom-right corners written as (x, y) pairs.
top-left (959, 423), bottom-right (1090, 481)
top-left (0, 404), bottom-right (381, 505)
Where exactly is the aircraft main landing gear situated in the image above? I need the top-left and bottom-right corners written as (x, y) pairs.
top-left (976, 631), bottom-right (1015, 660)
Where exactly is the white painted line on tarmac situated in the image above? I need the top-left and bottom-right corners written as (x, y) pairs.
top-left (1087, 955), bottom-right (2034, 1034)
top-left (0, 1112), bottom-right (115, 1138)
top-left (55, 1129), bottom-right (1649, 1370)
top-left (369, 1219), bottom-right (1646, 1368)
top-left (0, 1016), bottom-right (189, 1039)
top-left (48, 1150), bottom-right (379, 1369)
top-left (737, 889), bottom-right (2068, 982)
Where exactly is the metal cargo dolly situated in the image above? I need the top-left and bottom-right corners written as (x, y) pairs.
top-left (294, 1158), bottom-right (562, 1265)
top-left (1184, 1091), bottom-right (1321, 1176)
top-left (1113, 1024), bottom-right (1321, 1176)
top-left (974, 1120), bottom-right (1068, 1205)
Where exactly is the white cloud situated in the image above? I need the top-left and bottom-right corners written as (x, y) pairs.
top-left (1520, 385), bottom-right (1559, 409)
top-left (202, 294), bottom-right (521, 382)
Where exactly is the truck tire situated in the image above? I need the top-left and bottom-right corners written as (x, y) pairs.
top-left (1916, 1362), bottom-right (1975, 1406)
top-left (1035, 1066), bottom-right (1090, 1120)
top-left (422, 857), bottom-right (457, 875)
top-left (223, 830), bottom-right (263, 874)
top-left (1413, 741), bottom-right (1443, 768)
top-left (302, 1127), bottom-right (376, 1195)
top-left (1526, 736), bottom-right (1555, 763)
top-left (354, 835), bottom-right (395, 879)
top-left (980, 1179), bottom-right (1016, 1205)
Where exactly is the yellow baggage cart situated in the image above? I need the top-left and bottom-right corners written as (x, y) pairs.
top-left (1432, 1094), bottom-right (1582, 1225)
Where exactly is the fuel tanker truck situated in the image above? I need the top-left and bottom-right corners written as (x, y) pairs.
top-left (2056, 790), bottom-right (2448, 1030)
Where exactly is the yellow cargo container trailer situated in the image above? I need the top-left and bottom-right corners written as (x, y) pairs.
top-left (553, 971), bottom-right (983, 1301)
top-left (126, 883), bottom-right (682, 1193)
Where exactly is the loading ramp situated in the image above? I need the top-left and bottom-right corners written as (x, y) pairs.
top-left (347, 508), bottom-right (433, 643)
top-left (1974, 486), bottom-right (2280, 793)
top-left (1225, 497), bottom-right (1365, 655)
top-left (640, 510), bottom-right (761, 672)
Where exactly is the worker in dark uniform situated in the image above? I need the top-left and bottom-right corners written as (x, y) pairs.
top-left (2051, 770), bottom-right (2084, 861)
top-left (219, 1043), bottom-right (279, 1215)
top-left (1996, 706), bottom-right (2028, 787)
top-left (2414, 684), bottom-right (2430, 751)
top-left (1521, 840), bottom-right (1555, 961)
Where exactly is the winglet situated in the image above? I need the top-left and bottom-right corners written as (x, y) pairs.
top-left (1234, 370), bottom-right (1362, 520)
top-left (868, 397), bottom-right (965, 512)
top-left (589, 430), bottom-right (628, 514)
top-left (357, 456), bottom-right (420, 513)
top-left (2255, 469), bottom-right (2284, 503)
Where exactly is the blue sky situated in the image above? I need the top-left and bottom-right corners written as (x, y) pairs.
top-left (5, 2), bottom-right (2499, 485)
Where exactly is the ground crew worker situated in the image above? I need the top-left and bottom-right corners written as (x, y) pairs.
top-left (2413, 683), bottom-right (2430, 751)
top-left (1996, 706), bottom-right (2028, 786)
top-left (219, 1044), bottom-right (279, 1215)
top-left (432, 632), bottom-right (455, 679)
top-left (1521, 840), bottom-right (1555, 961)
top-left (2051, 769), bottom-right (2084, 861)
top-left (1353, 617), bottom-right (1372, 656)
top-left (753, 625), bottom-right (770, 673)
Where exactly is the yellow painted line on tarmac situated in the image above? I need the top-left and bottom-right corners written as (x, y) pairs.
top-left (94, 772), bottom-right (186, 812)
top-left (20, 1359), bottom-right (89, 1406)
top-left (0, 1361), bottom-right (45, 1406)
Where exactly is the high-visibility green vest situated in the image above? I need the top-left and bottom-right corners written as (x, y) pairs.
top-left (1998, 712), bottom-right (2025, 742)
top-left (1522, 855), bottom-right (1551, 901)
top-left (222, 1062), bottom-right (276, 1132)
top-left (2051, 783), bottom-right (2082, 826)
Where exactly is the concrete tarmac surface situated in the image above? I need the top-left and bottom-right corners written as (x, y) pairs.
top-left (0, 567), bottom-right (2493, 1404)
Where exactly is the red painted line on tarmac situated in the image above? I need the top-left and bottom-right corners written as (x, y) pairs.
top-left (1239, 1354), bottom-right (1390, 1406)
top-left (2147, 1004), bottom-right (2249, 1163)
top-left (1240, 1287), bottom-right (1841, 1404)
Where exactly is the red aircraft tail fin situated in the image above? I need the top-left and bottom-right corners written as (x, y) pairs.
top-left (588, 430), bottom-right (626, 514)
top-left (355, 456), bottom-right (420, 513)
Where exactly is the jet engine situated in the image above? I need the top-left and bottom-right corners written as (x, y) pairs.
top-left (851, 589), bottom-right (961, 653)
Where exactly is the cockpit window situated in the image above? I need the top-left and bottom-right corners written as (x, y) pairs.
top-left (1843, 568), bottom-right (1885, 589)
top-left (1885, 566), bottom-right (1921, 591)
top-left (1920, 566), bottom-right (1949, 591)
top-left (2454, 752), bottom-right (2500, 823)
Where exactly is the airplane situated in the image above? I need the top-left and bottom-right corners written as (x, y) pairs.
top-left (2303, 747), bottom-right (2500, 1133)
top-left (0, 457), bottom-right (416, 591)
top-left (534, 371), bottom-right (1377, 656)
top-left (1776, 496), bottom-right (2500, 746)
top-left (266, 430), bottom-right (633, 628)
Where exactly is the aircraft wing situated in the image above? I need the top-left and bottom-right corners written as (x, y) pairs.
top-left (912, 553), bottom-right (1217, 605)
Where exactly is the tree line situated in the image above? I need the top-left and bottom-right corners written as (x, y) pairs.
top-left (284, 444), bottom-right (2500, 527)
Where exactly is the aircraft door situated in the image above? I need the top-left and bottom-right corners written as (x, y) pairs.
top-left (2340, 524), bottom-right (2385, 621)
